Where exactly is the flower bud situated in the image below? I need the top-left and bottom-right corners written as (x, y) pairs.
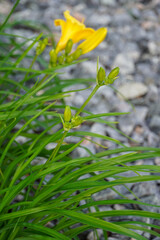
top-left (97, 67), bottom-right (106, 85)
top-left (43, 38), bottom-right (48, 45)
top-left (49, 49), bottom-right (57, 65)
top-left (65, 39), bottom-right (73, 55)
top-left (65, 55), bottom-right (73, 64)
top-left (64, 106), bottom-right (72, 122)
top-left (71, 115), bottom-right (83, 128)
top-left (63, 122), bottom-right (72, 131)
top-left (73, 48), bottom-right (82, 60)
top-left (105, 67), bottom-right (119, 85)
top-left (108, 67), bottom-right (119, 79)
top-left (58, 55), bottom-right (64, 65)
top-left (36, 38), bottom-right (48, 56)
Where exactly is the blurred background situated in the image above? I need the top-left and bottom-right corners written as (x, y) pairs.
top-left (0, 0), bottom-right (160, 148)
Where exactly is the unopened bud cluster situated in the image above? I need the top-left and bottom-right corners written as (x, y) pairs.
top-left (96, 66), bottom-right (120, 86)
top-left (50, 39), bottom-right (82, 67)
top-left (36, 38), bottom-right (48, 56)
top-left (62, 106), bottom-right (83, 131)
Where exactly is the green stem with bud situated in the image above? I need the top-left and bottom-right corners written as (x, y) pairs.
top-left (75, 84), bottom-right (100, 117)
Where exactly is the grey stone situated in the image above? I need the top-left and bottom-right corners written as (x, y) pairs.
top-left (150, 115), bottom-right (160, 130)
top-left (148, 103), bottom-right (160, 117)
top-left (121, 42), bottom-right (140, 61)
top-left (93, 188), bottom-right (117, 201)
top-left (106, 127), bottom-right (126, 142)
top-left (142, 9), bottom-right (157, 21)
top-left (76, 61), bottom-right (99, 78)
top-left (98, 85), bottom-right (114, 100)
top-left (90, 122), bottom-right (106, 136)
top-left (155, 157), bottom-right (160, 166)
top-left (112, 99), bottom-right (132, 113)
top-left (87, 13), bottom-right (111, 27)
top-left (119, 115), bottom-right (135, 135)
top-left (127, 25), bottom-right (147, 42)
top-left (74, 93), bottom-right (86, 107)
top-left (89, 0), bottom-right (100, 5)
top-left (134, 106), bottom-right (148, 123)
top-left (100, 0), bottom-right (116, 6)
top-left (31, 157), bottom-right (47, 166)
top-left (45, 142), bottom-right (57, 150)
top-left (90, 98), bottom-right (110, 114)
top-left (76, 142), bottom-right (96, 158)
top-left (0, 1), bottom-right (12, 15)
top-left (136, 62), bottom-right (155, 82)
top-left (99, 206), bottom-right (113, 212)
top-left (111, 12), bottom-right (132, 27)
top-left (145, 129), bottom-right (159, 146)
top-left (114, 204), bottom-right (126, 210)
top-left (131, 131), bottom-right (144, 144)
top-left (45, 174), bottom-right (54, 183)
top-left (127, 49), bottom-right (140, 61)
top-left (132, 182), bottom-right (158, 198)
top-left (15, 136), bottom-right (28, 144)
top-left (138, 195), bottom-right (160, 213)
top-left (117, 82), bottom-right (148, 100)
top-left (129, 7), bottom-right (141, 19)
top-left (107, 171), bottom-right (137, 195)
top-left (148, 41), bottom-right (158, 55)
top-left (14, 194), bottom-right (24, 201)
top-left (146, 84), bottom-right (159, 102)
top-left (78, 174), bottom-right (91, 180)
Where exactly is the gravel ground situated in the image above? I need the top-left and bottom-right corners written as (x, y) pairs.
top-left (1, 0), bottom-right (160, 239)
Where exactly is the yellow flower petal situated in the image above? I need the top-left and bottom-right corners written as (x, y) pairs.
top-left (77, 27), bottom-right (107, 54)
top-left (55, 10), bottom-right (86, 53)
top-left (54, 11), bottom-right (107, 56)
top-left (54, 19), bottom-right (65, 27)
top-left (64, 10), bottom-right (84, 27)
top-left (72, 28), bottom-right (95, 43)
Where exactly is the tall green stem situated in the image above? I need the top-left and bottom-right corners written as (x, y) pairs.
top-left (21, 55), bottom-right (38, 85)
top-left (75, 85), bottom-right (100, 117)
top-left (49, 130), bottom-right (68, 163)
top-left (37, 73), bottom-right (49, 87)
top-left (34, 130), bottom-right (68, 197)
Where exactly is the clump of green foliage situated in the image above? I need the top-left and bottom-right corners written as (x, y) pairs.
top-left (0, 1), bottom-right (160, 240)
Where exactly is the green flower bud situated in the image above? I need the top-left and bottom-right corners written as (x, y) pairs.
top-left (105, 67), bottom-right (120, 85)
top-left (65, 55), bottom-right (74, 64)
top-left (36, 38), bottom-right (48, 56)
top-left (97, 67), bottom-right (106, 85)
top-left (104, 77), bottom-right (114, 84)
top-left (63, 122), bottom-right (72, 131)
top-left (108, 67), bottom-right (119, 79)
top-left (65, 39), bottom-right (73, 55)
top-left (43, 38), bottom-right (48, 45)
top-left (49, 49), bottom-right (57, 65)
top-left (71, 115), bottom-right (83, 128)
top-left (73, 48), bottom-right (82, 60)
top-left (58, 55), bottom-right (64, 65)
top-left (64, 106), bottom-right (72, 122)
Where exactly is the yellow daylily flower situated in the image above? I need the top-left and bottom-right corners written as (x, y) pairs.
top-left (55, 10), bottom-right (95, 53)
top-left (77, 28), bottom-right (107, 54)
